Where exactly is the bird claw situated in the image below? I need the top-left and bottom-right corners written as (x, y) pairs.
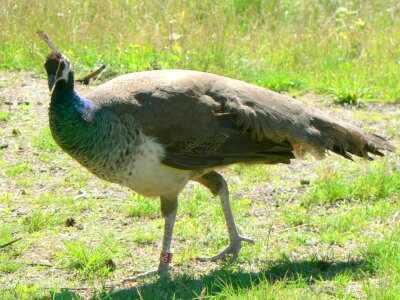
top-left (121, 263), bottom-right (172, 284)
top-left (197, 235), bottom-right (255, 263)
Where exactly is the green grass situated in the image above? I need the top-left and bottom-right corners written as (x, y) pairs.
top-left (1, 155), bottom-right (399, 298)
top-left (0, 109), bottom-right (11, 122)
top-left (1, 0), bottom-right (399, 102)
top-left (58, 240), bottom-right (119, 279)
top-left (125, 193), bottom-right (160, 218)
top-left (31, 127), bottom-right (59, 152)
top-left (1, 1), bottom-right (400, 299)
top-left (362, 230), bottom-right (400, 275)
top-left (0, 225), bottom-right (13, 245)
top-left (362, 231), bottom-right (400, 299)
top-left (0, 225), bottom-right (23, 275)
top-left (302, 161), bottom-right (400, 205)
top-left (23, 209), bottom-right (59, 233)
top-left (5, 162), bottom-right (33, 177)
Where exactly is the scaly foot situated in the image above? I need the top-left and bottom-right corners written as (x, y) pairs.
top-left (197, 235), bottom-right (255, 263)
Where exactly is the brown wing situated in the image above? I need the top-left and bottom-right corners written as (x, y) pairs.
top-left (85, 69), bottom-right (395, 170)
top-left (107, 86), bottom-right (294, 169)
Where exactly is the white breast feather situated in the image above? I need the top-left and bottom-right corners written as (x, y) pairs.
top-left (124, 135), bottom-right (191, 197)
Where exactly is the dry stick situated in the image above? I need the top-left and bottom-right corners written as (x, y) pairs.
top-left (37, 30), bottom-right (58, 52)
top-left (390, 211), bottom-right (399, 224)
top-left (65, 285), bottom-right (117, 291)
top-left (264, 222), bottom-right (274, 251)
top-left (92, 65), bottom-right (107, 85)
top-left (61, 287), bottom-right (92, 291)
top-left (275, 223), bottom-right (309, 234)
top-left (0, 237), bottom-right (23, 249)
top-left (25, 262), bottom-right (53, 268)
top-left (76, 65), bottom-right (107, 85)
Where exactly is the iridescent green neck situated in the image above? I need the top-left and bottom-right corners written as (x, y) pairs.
top-left (49, 79), bottom-right (94, 153)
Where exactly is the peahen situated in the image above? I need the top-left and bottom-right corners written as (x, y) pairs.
top-left (43, 50), bottom-right (395, 282)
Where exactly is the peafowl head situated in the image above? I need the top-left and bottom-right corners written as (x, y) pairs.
top-left (44, 51), bottom-right (73, 92)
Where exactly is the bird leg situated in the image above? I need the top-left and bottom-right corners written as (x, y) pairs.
top-left (122, 196), bottom-right (177, 283)
top-left (195, 171), bottom-right (254, 262)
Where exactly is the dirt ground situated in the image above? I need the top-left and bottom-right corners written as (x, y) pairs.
top-left (0, 71), bottom-right (399, 297)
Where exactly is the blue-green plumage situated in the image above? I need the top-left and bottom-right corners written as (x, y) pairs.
top-left (49, 77), bottom-right (142, 184)
top-left (49, 79), bottom-right (92, 152)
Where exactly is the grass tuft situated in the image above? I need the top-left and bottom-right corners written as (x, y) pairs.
top-left (59, 241), bottom-right (118, 279)
top-left (302, 161), bottom-right (400, 205)
top-left (5, 163), bottom-right (33, 177)
top-left (31, 127), bottom-right (59, 151)
top-left (125, 193), bottom-right (159, 218)
top-left (0, 110), bottom-right (11, 122)
top-left (362, 230), bottom-right (400, 275)
top-left (23, 210), bottom-right (58, 233)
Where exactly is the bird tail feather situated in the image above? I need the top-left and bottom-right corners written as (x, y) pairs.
top-left (292, 115), bottom-right (396, 160)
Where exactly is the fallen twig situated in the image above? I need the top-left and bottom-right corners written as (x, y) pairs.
top-left (0, 237), bottom-right (23, 249)
top-left (76, 65), bottom-right (107, 85)
top-left (286, 190), bottom-right (298, 202)
top-left (25, 262), bottom-right (53, 267)
top-left (65, 284), bottom-right (117, 291)
top-left (275, 223), bottom-right (309, 234)
top-left (389, 211), bottom-right (399, 224)
top-left (62, 287), bottom-right (92, 291)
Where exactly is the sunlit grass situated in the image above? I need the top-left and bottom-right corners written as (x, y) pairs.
top-left (1, 1), bottom-right (399, 298)
top-left (1, 0), bottom-right (399, 102)
top-left (302, 161), bottom-right (400, 205)
top-left (23, 209), bottom-right (59, 233)
top-left (31, 127), bottom-right (59, 152)
top-left (0, 110), bottom-right (11, 122)
top-left (58, 240), bottom-right (118, 279)
top-left (125, 193), bottom-right (160, 218)
top-left (5, 162), bottom-right (33, 177)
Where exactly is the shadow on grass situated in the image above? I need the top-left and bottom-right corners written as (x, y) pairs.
top-left (52, 258), bottom-right (369, 300)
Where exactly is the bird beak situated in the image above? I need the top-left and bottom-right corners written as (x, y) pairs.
top-left (48, 74), bottom-right (56, 91)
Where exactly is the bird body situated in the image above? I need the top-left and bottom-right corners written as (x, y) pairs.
top-left (50, 68), bottom-right (394, 195)
top-left (49, 80), bottom-right (192, 197)
top-left (43, 51), bottom-right (395, 282)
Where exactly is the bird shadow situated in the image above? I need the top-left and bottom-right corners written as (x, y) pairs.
top-left (51, 257), bottom-right (371, 300)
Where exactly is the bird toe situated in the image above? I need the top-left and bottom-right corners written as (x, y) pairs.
top-left (197, 235), bottom-right (255, 263)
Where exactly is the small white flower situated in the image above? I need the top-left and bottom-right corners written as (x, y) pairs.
top-left (169, 33), bottom-right (182, 41)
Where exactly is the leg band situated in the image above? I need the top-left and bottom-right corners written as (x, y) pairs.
top-left (160, 251), bottom-right (173, 264)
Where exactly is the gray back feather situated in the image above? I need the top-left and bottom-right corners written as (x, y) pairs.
top-left (85, 69), bottom-right (395, 165)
